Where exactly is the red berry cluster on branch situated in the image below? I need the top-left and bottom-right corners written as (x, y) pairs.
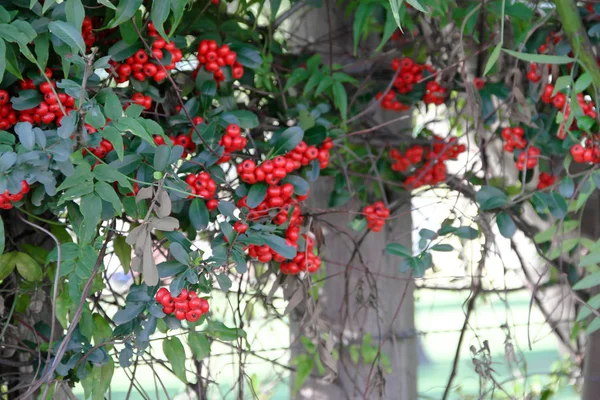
top-left (185, 171), bottom-right (217, 200)
top-left (84, 138), bottom-right (115, 159)
top-left (390, 136), bottom-right (465, 188)
top-left (280, 234), bottom-right (321, 274)
top-left (131, 93), bottom-right (153, 110)
top-left (570, 141), bottom-right (600, 164)
top-left (376, 90), bottom-right (410, 111)
top-left (218, 124), bottom-right (247, 163)
top-left (526, 63), bottom-right (542, 83)
top-left (0, 90), bottom-right (17, 130)
top-left (195, 40), bottom-right (244, 82)
top-left (112, 24), bottom-right (182, 83)
top-left (391, 57), bottom-right (428, 94)
top-left (537, 172), bottom-right (556, 190)
top-left (538, 32), bottom-right (561, 53)
top-left (0, 181), bottom-right (30, 210)
top-left (363, 201), bottom-right (389, 232)
top-left (516, 146), bottom-right (541, 171)
top-left (424, 81), bottom-right (447, 105)
top-left (18, 76), bottom-right (76, 126)
top-left (155, 288), bottom-right (209, 322)
top-left (501, 126), bottom-right (526, 152)
top-left (237, 138), bottom-right (332, 185)
top-left (82, 16), bottom-right (95, 49)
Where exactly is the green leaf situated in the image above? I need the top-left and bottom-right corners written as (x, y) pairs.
top-left (163, 337), bottom-right (187, 383)
top-left (262, 234), bottom-right (296, 259)
top-left (108, 40), bottom-right (142, 62)
top-left (579, 250), bottom-right (600, 268)
top-left (353, 3), bottom-right (373, 56)
top-left (108, 0), bottom-right (144, 28)
top-left (332, 81), bottom-right (348, 122)
top-left (154, 145), bottom-right (171, 171)
top-left (151, 0), bottom-right (171, 39)
top-left (115, 117), bottom-right (155, 146)
top-left (284, 68), bottom-right (310, 91)
top-left (389, 0), bottom-right (403, 29)
top-left (170, 242), bottom-right (189, 265)
top-left (48, 21), bottom-right (85, 54)
top-left (95, 181), bottom-right (122, 215)
top-left (189, 332), bottom-right (210, 359)
top-left (93, 164), bottom-right (133, 190)
top-left (11, 90), bottom-right (43, 111)
top-left (204, 321), bottom-right (246, 341)
top-left (216, 273), bottom-right (232, 292)
top-left (34, 34), bottom-right (50, 72)
top-left (273, 126), bottom-right (304, 156)
top-left (575, 72), bottom-right (592, 93)
top-left (502, 49), bottom-right (574, 64)
top-left (100, 126), bottom-right (124, 160)
top-left (406, 0), bottom-right (427, 12)
top-left (293, 355), bottom-right (313, 396)
top-left (282, 175), bottom-right (309, 196)
top-left (431, 244), bottom-right (453, 252)
top-left (103, 92), bottom-right (123, 122)
top-left (85, 105), bottom-right (106, 129)
top-left (65, 0), bottom-right (85, 32)
top-left (221, 110), bottom-right (259, 129)
top-left (484, 42), bottom-right (503, 76)
top-left (573, 271), bottom-right (600, 290)
top-left (91, 358), bottom-right (114, 400)
top-left (189, 199), bottom-right (209, 230)
top-left (247, 183), bottom-right (268, 208)
top-left (0, 252), bottom-right (16, 280)
top-left (476, 186), bottom-right (508, 210)
top-left (376, 6), bottom-right (398, 51)
top-left (454, 226), bottom-right (479, 239)
top-left (0, 38), bottom-right (5, 84)
top-left (577, 293), bottom-right (600, 322)
top-left (386, 243), bottom-right (412, 257)
top-left (559, 176), bottom-right (575, 198)
top-left (15, 252), bottom-right (43, 281)
top-left (113, 234), bottom-right (131, 274)
top-left (496, 211), bottom-right (516, 238)
top-left (15, 122), bottom-right (34, 150)
top-left (552, 75), bottom-right (572, 96)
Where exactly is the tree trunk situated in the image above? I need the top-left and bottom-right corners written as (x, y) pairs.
top-left (286, 3), bottom-right (417, 398)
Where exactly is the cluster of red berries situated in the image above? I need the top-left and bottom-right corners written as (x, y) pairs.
top-left (363, 201), bottom-right (389, 232)
top-left (84, 138), bottom-right (114, 159)
top-left (473, 78), bottom-right (485, 89)
top-left (424, 81), bottom-right (447, 105)
top-left (0, 90), bottom-right (17, 130)
top-left (155, 288), bottom-right (209, 322)
top-left (18, 78), bottom-right (76, 126)
top-left (195, 40), bottom-right (244, 82)
top-left (0, 181), bottom-right (30, 210)
top-left (131, 93), bottom-right (153, 110)
top-left (238, 183), bottom-right (304, 223)
top-left (526, 63), bottom-right (542, 83)
top-left (218, 124), bottom-right (247, 163)
top-left (391, 58), bottom-right (428, 94)
top-left (236, 138), bottom-right (332, 185)
top-left (541, 84), bottom-right (597, 140)
top-left (390, 136), bottom-right (465, 188)
top-left (570, 141), bottom-right (600, 164)
top-left (280, 234), bottom-right (321, 274)
top-left (538, 32), bottom-right (561, 53)
top-left (537, 172), bottom-right (556, 190)
top-left (154, 117), bottom-right (202, 158)
top-left (82, 16), bottom-right (96, 49)
top-left (185, 171), bottom-right (217, 201)
top-left (376, 90), bottom-right (410, 111)
top-left (516, 146), bottom-right (541, 171)
top-left (111, 24), bottom-right (182, 83)
top-left (501, 127), bottom-right (526, 152)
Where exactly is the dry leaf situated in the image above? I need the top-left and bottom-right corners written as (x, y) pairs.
top-left (142, 237), bottom-right (158, 286)
top-left (136, 186), bottom-right (153, 204)
top-left (150, 216), bottom-right (179, 231)
top-left (156, 190), bottom-right (172, 218)
top-left (125, 225), bottom-right (143, 246)
top-left (131, 256), bottom-right (142, 273)
top-left (284, 288), bottom-right (304, 315)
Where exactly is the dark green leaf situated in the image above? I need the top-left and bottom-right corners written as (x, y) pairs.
top-left (476, 186), bottom-right (508, 210)
top-left (273, 126), bottom-right (303, 156)
top-left (496, 211), bottom-right (516, 238)
top-left (108, 0), bottom-right (143, 28)
top-left (151, 0), bottom-right (171, 39)
top-left (153, 145), bottom-right (171, 171)
top-left (386, 243), bottom-right (411, 257)
top-left (163, 337), bottom-right (187, 382)
top-left (48, 21), bottom-right (85, 54)
top-left (247, 183), bottom-right (267, 208)
top-left (189, 198), bottom-right (209, 230)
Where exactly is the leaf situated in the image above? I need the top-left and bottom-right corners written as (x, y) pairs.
top-left (247, 183), bottom-right (268, 208)
top-left (151, 0), bottom-right (171, 39)
top-left (15, 122), bottom-right (35, 150)
top-left (91, 358), bottom-right (114, 400)
top-left (496, 211), bottom-right (516, 238)
top-left (108, 0), bottom-right (144, 28)
top-left (163, 337), bottom-right (187, 383)
top-left (93, 164), bottom-right (132, 190)
top-left (0, 215), bottom-right (4, 255)
top-left (108, 40), bottom-right (142, 62)
top-left (95, 181), bottom-right (122, 215)
top-left (48, 21), bottom-right (85, 54)
top-left (11, 90), bottom-right (43, 111)
top-left (389, 0), bottom-right (403, 29)
top-left (0, 38), bottom-right (5, 84)
top-left (476, 186), bottom-right (508, 210)
top-left (431, 244), bottom-right (453, 252)
top-left (484, 42), bottom-right (503, 76)
top-left (284, 68), bottom-right (310, 91)
top-left (113, 303), bottom-right (145, 325)
top-left (221, 110), bottom-right (259, 129)
top-left (113, 234), bottom-right (131, 274)
top-left (153, 145), bottom-right (171, 171)
top-left (282, 175), bottom-right (309, 196)
top-left (0, 252), bottom-right (16, 280)
top-left (293, 355), bottom-right (313, 396)
top-left (559, 176), bottom-right (575, 198)
top-left (573, 271), bottom-right (600, 290)
top-left (169, 242), bottom-right (189, 265)
top-left (575, 72), bottom-right (592, 93)
top-left (189, 332), bottom-right (210, 359)
top-left (386, 243), bottom-right (411, 257)
top-left (65, 0), bottom-right (85, 32)
top-left (103, 92), bottom-right (123, 122)
top-left (100, 126), bottom-right (124, 160)
top-left (262, 234), bottom-right (297, 259)
top-left (216, 273), bottom-right (232, 292)
top-left (115, 117), bottom-right (154, 145)
top-left (15, 252), bottom-right (43, 281)
top-left (502, 49), bottom-right (574, 64)
top-left (332, 81), bottom-right (348, 122)
top-left (353, 3), bottom-right (372, 56)
top-left (189, 198), bottom-right (209, 230)
top-left (273, 126), bottom-right (304, 156)
top-left (204, 321), bottom-right (246, 341)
